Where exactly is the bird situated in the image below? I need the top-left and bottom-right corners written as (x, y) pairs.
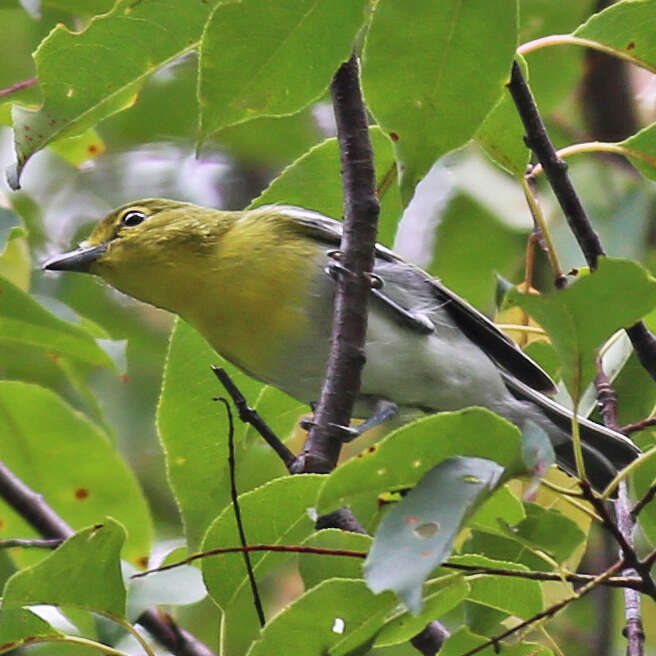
top-left (42, 198), bottom-right (640, 491)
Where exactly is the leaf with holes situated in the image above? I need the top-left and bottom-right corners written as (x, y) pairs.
top-left (365, 456), bottom-right (505, 613)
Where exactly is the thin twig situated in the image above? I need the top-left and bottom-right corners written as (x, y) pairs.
top-left (621, 417), bottom-right (656, 435)
top-left (0, 537), bottom-right (63, 549)
top-left (0, 76), bottom-right (37, 99)
top-left (211, 366), bottom-right (295, 471)
top-left (215, 397), bottom-right (266, 627)
top-left (133, 543), bottom-right (649, 592)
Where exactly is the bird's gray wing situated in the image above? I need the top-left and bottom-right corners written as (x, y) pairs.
top-left (280, 205), bottom-right (557, 394)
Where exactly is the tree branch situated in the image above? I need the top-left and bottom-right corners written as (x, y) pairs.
top-left (508, 59), bottom-right (656, 382)
top-left (292, 53), bottom-right (380, 474)
top-left (0, 458), bottom-right (216, 656)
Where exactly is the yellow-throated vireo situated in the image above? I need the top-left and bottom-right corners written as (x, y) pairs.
top-left (43, 199), bottom-right (640, 491)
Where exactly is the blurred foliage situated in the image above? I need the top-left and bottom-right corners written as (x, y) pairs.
top-left (1, 0), bottom-right (656, 654)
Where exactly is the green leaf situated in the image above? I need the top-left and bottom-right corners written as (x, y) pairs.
top-left (0, 382), bottom-right (152, 566)
top-left (0, 608), bottom-right (61, 651)
top-left (632, 448), bottom-right (656, 547)
top-left (245, 579), bottom-right (397, 656)
top-left (448, 554), bottom-right (542, 620)
top-left (9, 0), bottom-right (216, 188)
top-left (0, 274), bottom-right (115, 368)
top-left (158, 319), bottom-right (293, 550)
top-left (475, 56), bottom-right (529, 176)
top-left (574, 0), bottom-right (656, 74)
top-left (618, 122), bottom-right (656, 181)
top-left (251, 127), bottom-right (402, 248)
top-left (48, 127), bottom-right (105, 167)
top-left (470, 484), bottom-right (524, 534)
top-left (374, 576), bottom-right (468, 647)
top-left (507, 503), bottom-right (586, 562)
top-left (428, 193), bottom-right (527, 313)
top-left (3, 519), bottom-right (126, 618)
top-left (362, 0), bottom-right (518, 202)
top-left (318, 409), bottom-right (523, 515)
top-left (364, 456), bottom-right (505, 613)
top-left (202, 474), bottom-right (324, 609)
top-left (298, 530), bottom-right (371, 589)
top-left (198, 0), bottom-right (368, 141)
top-left (518, 0), bottom-right (593, 114)
top-left (42, 0), bottom-right (116, 14)
top-left (506, 258), bottom-right (656, 401)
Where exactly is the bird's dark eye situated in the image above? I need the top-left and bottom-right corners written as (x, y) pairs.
top-left (121, 210), bottom-right (147, 227)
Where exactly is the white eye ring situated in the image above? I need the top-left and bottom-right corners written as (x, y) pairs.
top-left (122, 210), bottom-right (147, 227)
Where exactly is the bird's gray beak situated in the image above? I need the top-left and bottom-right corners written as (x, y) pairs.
top-left (42, 243), bottom-right (107, 273)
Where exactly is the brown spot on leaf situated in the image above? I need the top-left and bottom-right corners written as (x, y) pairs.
top-left (367, 445), bottom-right (376, 453)
top-left (627, 41), bottom-right (636, 50)
top-left (389, 132), bottom-right (399, 142)
top-left (47, 353), bottom-right (60, 362)
top-left (137, 555), bottom-right (149, 569)
top-left (75, 488), bottom-right (89, 500)
top-left (87, 144), bottom-right (98, 154)
top-left (120, 374), bottom-right (130, 384)
top-left (0, 518), bottom-right (5, 529)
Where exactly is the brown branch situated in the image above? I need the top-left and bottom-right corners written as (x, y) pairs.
top-left (0, 76), bottom-right (37, 99)
top-left (292, 53), bottom-right (379, 474)
top-left (621, 417), bottom-right (656, 436)
top-left (580, 480), bottom-right (656, 600)
top-left (616, 480), bottom-right (646, 656)
top-left (0, 458), bottom-right (216, 656)
top-left (211, 366), bottom-right (295, 471)
top-left (508, 59), bottom-right (656, 382)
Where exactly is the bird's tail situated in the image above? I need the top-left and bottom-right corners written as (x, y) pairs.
top-left (501, 373), bottom-right (640, 493)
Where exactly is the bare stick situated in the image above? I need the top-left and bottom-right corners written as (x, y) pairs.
top-left (216, 397), bottom-right (265, 627)
top-left (211, 366), bottom-right (295, 471)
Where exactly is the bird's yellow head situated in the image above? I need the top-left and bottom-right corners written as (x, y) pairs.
top-left (43, 198), bottom-right (239, 313)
